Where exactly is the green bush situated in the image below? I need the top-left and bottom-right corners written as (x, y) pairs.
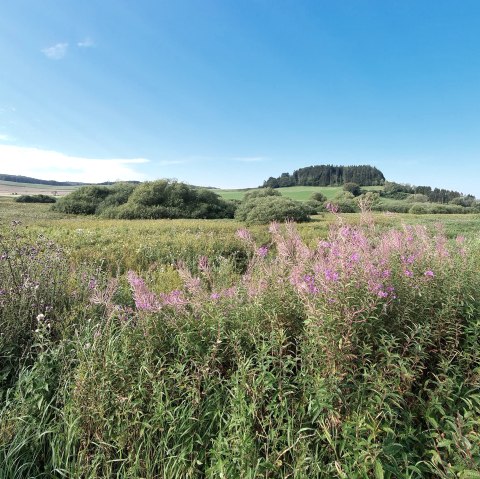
top-left (304, 199), bottom-right (324, 214)
top-left (343, 182), bottom-right (361, 196)
top-left (52, 185), bottom-right (112, 215)
top-left (244, 187), bottom-right (281, 201)
top-left (53, 180), bottom-right (236, 219)
top-left (235, 196), bottom-right (310, 224)
top-left (409, 203), bottom-right (467, 214)
top-left (310, 191), bottom-right (327, 202)
top-left (15, 194), bottom-right (57, 203)
top-left (372, 203), bottom-right (411, 213)
top-left (406, 193), bottom-right (429, 203)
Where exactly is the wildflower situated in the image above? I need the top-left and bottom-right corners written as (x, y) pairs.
top-left (325, 269), bottom-right (339, 282)
top-left (256, 245), bottom-right (269, 258)
top-left (424, 270), bottom-right (434, 278)
top-left (325, 202), bottom-right (339, 214)
top-left (377, 290), bottom-right (388, 298)
top-left (210, 292), bottom-right (220, 300)
top-left (350, 252), bottom-right (360, 262)
top-left (404, 270), bottom-right (413, 278)
top-left (236, 228), bottom-right (252, 242)
top-left (198, 256), bottom-right (210, 272)
top-left (36, 313), bottom-right (45, 322)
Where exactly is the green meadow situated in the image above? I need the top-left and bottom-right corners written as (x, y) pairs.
top-left (1, 197), bottom-right (480, 478)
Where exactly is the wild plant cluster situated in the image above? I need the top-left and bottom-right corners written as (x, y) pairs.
top-left (1, 212), bottom-right (479, 478)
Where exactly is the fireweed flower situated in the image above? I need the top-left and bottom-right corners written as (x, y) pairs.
top-left (256, 246), bottom-right (269, 258)
top-left (404, 270), bottom-right (413, 278)
top-left (324, 269), bottom-right (339, 282)
top-left (424, 270), bottom-right (434, 278)
top-left (198, 256), bottom-right (210, 272)
top-left (236, 228), bottom-right (253, 242)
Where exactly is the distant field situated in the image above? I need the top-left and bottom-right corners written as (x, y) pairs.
top-left (0, 180), bottom-right (79, 196)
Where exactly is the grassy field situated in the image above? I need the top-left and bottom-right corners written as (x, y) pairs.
top-left (0, 197), bottom-right (479, 273)
top-left (1, 198), bottom-right (480, 477)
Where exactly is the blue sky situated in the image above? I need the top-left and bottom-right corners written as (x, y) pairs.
top-left (1, 1), bottom-right (480, 196)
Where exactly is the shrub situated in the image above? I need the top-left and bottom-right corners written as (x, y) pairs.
top-left (310, 191), bottom-right (327, 203)
top-left (235, 196), bottom-right (310, 224)
top-left (406, 193), bottom-right (429, 203)
top-left (52, 185), bottom-right (112, 215)
top-left (450, 195), bottom-right (476, 207)
top-left (409, 203), bottom-right (467, 214)
top-left (343, 182), bottom-right (361, 196)
top-left (15, 194), bottom-right (56, 203)
top-left (304, 199), bottom-right (324, 214)
top-left (53, 180), bottom-right (236, 219)
top-left (244, 187), bottom-right (281, 201)
top-left (372, 203), bottom-right (411, 213)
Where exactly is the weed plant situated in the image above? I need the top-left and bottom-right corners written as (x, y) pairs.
top-left (0, 210), bottom-right (479, 478)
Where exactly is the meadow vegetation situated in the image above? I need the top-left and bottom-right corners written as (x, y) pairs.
top-left (1, 198), bottom-right (479, 478)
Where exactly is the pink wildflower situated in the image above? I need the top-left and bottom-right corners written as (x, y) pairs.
top-left (256, 246), bottom-right (269, 258)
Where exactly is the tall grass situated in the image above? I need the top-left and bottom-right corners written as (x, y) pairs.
top-left (1, 211), bottom-right (479, 478)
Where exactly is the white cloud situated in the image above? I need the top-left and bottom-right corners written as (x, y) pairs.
top-left (0, 134), bottom-right (11, 142)
top-left (77, 37), bottom-right (95, 48)
top-left (158, 159), bottom-right (187, 166)
top-left (42, 43), bottom-right (69, 60)
top-left (0, 144), bottom-right (149, 183)
top-left (233, 156), bottom-right (268, 163)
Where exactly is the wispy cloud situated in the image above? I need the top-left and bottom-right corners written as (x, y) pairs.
top-left (233, 156), bottom-right (268, 163)
top-left (158, 159), bottom-right (187, 166)
top-left (42, 43), bottom-right (69, 60)
top-left (0, 134), bottom-right (12, 142)
top-left (77, 37), bottom-right (95, 48)
top-left (0, 145), bottom-right (149, 183)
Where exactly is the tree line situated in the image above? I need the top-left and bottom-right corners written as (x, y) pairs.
top-left (262, 165), bottom-right (385, 188)
top-left (382, 181), bottom-right (476, 205)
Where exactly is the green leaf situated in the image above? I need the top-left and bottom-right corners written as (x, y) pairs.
top-left (375, 460), bottom-right (385, 479)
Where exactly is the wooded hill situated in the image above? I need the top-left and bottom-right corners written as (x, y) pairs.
top-left (262, 165), bottom-right (385, 188)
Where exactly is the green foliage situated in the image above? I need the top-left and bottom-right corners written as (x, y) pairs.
top-left (450, 195), bottom-right (476, 207)
top-left (310, 191), bottom-right (327, 202)
top-left (304, 199), bottom-right (324, 214)
top-left (409, 203), bottom-right (468, 214)
top-left (235, 196), bottom-right (311, 224)
top-left (243, 187), bottom-right (281, 201)
top-left (14, 194), bottom-right (56, 204)
top-left (53, 180), bottom-right (236, 220)
top-left (263, 164), bottom-right (385, 188)
top-left (343, 182), bottom-right (361, 196)
top-left (406, 193), bottom-right (429, 203)
top-left (53, 185), bottom-right (112, 215)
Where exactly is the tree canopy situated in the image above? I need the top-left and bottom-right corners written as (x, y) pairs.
top-left (263, 165), bottom-right (385, 188)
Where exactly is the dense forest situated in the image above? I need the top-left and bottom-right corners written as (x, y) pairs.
top-left (262, 165), bottom-right (385, 188)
